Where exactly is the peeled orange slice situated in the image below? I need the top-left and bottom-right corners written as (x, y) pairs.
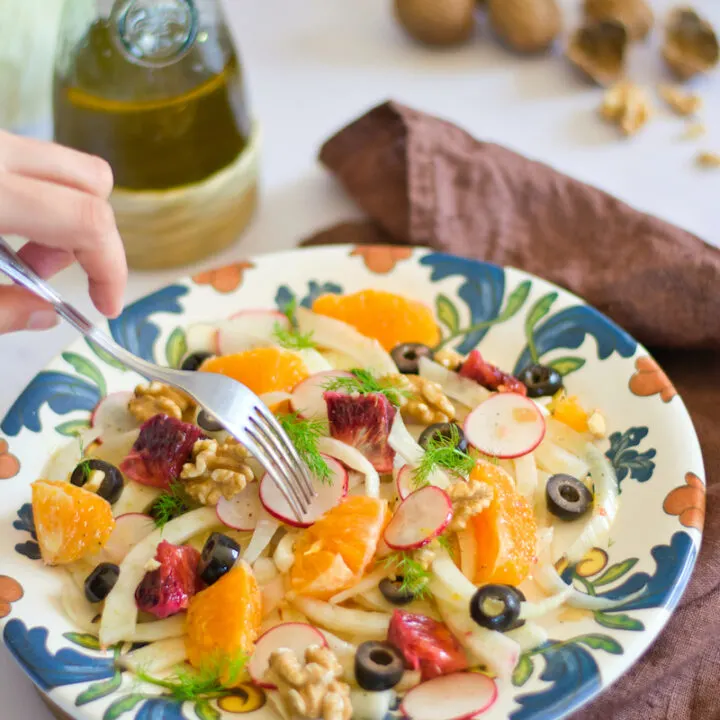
top-left (290, 496), bottom-right (388, 599)
top-left (312, 289), bottom-right (440, 351)
top-left (31, 480), bottom-right (115, 565)
top-left (201, 347), bottom-right (309, 395)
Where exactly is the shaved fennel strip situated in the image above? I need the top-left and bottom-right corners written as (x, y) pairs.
top-left (329, 565), bottom-right (390, 604)
top-left (534, 439), bottom-right (589, 480)
top-left (273, 531), bottom-right (297, 572)
top-left (295, 308), bottom-right (397, 376)
top-left (564, 445), bottom-right (619, 563)
top-left (100, 507), bottom-right (218, 646)
top-left (120, 638), bottom-right (187, 674)
top-left (388, 414), bottom-right (449, 488)
top-left (545, 418), bottom-right (593, 458)
top-left (417, 357), bottom-right (490, 408)
top-left (292, 596), bottom-right (390, 640)
top-left (357, 588), bottom-right (442, 621)
top-left (244, 515), bottom-right (281, 564)
top-left (513, 453), bottom-right (538, 500)
top-left (519, 587), bottom-right (572, 619)
top-left (506, 622), bottom-right (549, 652)
top-left (430, 550), bottom-right (521, 678)
top-left (318, 436), bottom-right (380, 498)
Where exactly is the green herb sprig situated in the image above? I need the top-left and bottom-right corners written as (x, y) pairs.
top-left (383, 551), bottom-right (432, 600)
top-left (323, 368), bottom-right (409, 407)
top-left (412, 424), bottom-right (475, 488)
top-left (278, 413), bottom-right (331, 484)
top-left (273, 298), bottom-right (317, 350)
top-left (151, 482), bottom-right (189, 529)
top-left (133, 653), bottom-right (248, 702)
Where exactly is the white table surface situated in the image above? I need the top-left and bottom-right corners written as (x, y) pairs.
top-left (1, 0), bottom-right (719, 715)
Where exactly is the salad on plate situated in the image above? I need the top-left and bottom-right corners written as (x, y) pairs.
top-left (31, 288), bottom-right (622, 720)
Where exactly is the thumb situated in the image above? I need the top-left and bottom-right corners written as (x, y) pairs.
top-left (0, 285), bottom-right (58, 334)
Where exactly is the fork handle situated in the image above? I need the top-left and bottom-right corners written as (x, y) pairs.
top-left (0, 236), bottom-right (181, 385)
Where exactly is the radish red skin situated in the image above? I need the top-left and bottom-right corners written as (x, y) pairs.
top-left (400, 672), bottom-right (498, 720)
top-left (384, 485), bottom-right (453, 550)
top-left (259, 455), bottom-right (348, 527)
top-left (249, 622), bottom-right (327, 688)
top-left (463, 393), bottom-right (546, 459)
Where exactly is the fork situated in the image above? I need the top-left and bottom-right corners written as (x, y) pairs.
top-left (0, 236), bottom-right (314, 521)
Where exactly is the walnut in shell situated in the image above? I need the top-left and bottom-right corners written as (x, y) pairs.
top-left (488, 0), bottom-right (562, 54)
top-left (584, 0), bottom-right (653, 42)
top-left (394, 0), bottom-right (476, 47)
top-left (567, 19), bottom-right (628, 86)
top-left (663, 8), bottom-right (719, 80)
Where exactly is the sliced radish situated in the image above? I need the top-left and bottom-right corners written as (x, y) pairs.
top-left (384, 486), bottom-right (452, 550)
top-left (464, 393), bottom-right (546, 459)
top-left (248, 623), bottom-right (327, 688)
top-left (102, 513), bottom-right (156, 564)
top-left (185, 323), bottom-right (220, 355)
top-left (395, 464), bottom-right (416, 500)
top-left (217, 482), bottom-right (264, 531)
top-left (218, 310), bottom-right (289, 355)
top-left (290, 370), bottom-right (352, 419)
top-left (259, 455), bottom-right (348, 527)
top-left (91, 392), bottom-right (136, 434)
top-left (400, 672), bottom-right (498, 720)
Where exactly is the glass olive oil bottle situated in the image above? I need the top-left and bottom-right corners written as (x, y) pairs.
top-left (53, 0), bottom-right (259, 269)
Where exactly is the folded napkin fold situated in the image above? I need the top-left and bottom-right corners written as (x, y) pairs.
top-left (303, 101), bottom-right (720, 720)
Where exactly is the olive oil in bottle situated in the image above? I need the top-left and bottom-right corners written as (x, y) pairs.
top-left (53, 0), bottom-right (259, 269)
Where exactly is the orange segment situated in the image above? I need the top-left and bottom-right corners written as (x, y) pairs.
top-left (290, 496), bottom-right (388, 600)
top-left (31, 480), bottom-right (115, 565)
top-left (552, 394), bottom-right (589, 433)
top-left (186, 560), bottom-right (261, 681)
top-left (470, 461), bottom-right (537, 586)
top-left (312, 289), bottom-right (440, 351)
top-left (200, 347), bottom-right (309, 395)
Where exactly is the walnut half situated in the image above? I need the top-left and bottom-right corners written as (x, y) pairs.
top-left (180, 438), bottom-right (254, 505)
top-left (128, 382), bottom-right (196, 423)
top-left (447, 478), bottom-right (494, 532)
top-left (385, 374), bottom-right (456, 425)
top-left (267, 646), bottom-right (352, 720)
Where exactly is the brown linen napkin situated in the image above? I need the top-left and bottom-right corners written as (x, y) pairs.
top-left (303, 101), bottom-right (720, 720)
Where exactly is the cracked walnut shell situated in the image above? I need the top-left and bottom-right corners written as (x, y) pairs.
top-left (128, 382), bottom-right (196, 423)
top-left (600, 81), bottom-right (653, 136)
top-left (663, 8), bottom-right (719, 80)
top-left (584, 0), bottom-right (653, 42)
top-left (567, 19), bottom-right (628, 86)
top-left (268, 646), bottom-right (352, 720)
top-left (180, 438), bottom-right (254, 505)
top-left (488, 0), bottom-right (562, 54)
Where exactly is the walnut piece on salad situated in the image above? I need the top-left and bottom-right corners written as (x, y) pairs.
top-left (433, 347), bottom-right (465, 371)
top-left (128, 382), bottom-right (196, 423)
top-left (447, 478), bottom-right (494, 532)
top-left (387, 374), bottom-right (456, 425)
top-left (267, 645), bottom-right (352, 720)
top-left (179, 438), bottom-right (254, 505)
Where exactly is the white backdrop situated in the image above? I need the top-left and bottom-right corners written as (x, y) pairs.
top-left (1, 0), bottom-right (718, 715)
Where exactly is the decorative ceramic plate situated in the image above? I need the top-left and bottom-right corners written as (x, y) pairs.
top-left (0, 246), bottom-right (704, 720)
